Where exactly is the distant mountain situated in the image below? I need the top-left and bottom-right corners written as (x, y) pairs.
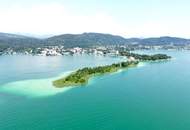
top-left (139, 36), bottom-right (190, 45)
top-left (0, 32), bottom-right (190, 49)
top-left (0, 32), bottom-right (45, 49)
top-left (46, 33), bottom-right (128, 47)
top-left (0, 33), bottom-right (28, 39)
top-left (46, 33), bottom-right (190, 47)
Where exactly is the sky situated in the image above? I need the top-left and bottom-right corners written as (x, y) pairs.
top-left (0, 0), bottom-right (190, 38)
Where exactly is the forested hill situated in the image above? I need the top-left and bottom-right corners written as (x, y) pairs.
top-left (46, 33), bottom-right (190, 47)
top-left (0, 32), bottom-right (190, 49)
top-left (46, 33), bottom-right (128, 47)
top-left (0, 33), bottom-right (45, 50)
top-left (138, 36), bottom-right (190, 45)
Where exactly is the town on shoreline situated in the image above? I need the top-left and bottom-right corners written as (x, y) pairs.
top-left (1, 32), bottom-right (190, 56)
top-left (0, 45), bottom-right (189, 56)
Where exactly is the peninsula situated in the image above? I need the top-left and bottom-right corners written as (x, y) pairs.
top-left (53, 60), bottom-right (139, 88)
top-left (53, 52), bottom-right (171, 88)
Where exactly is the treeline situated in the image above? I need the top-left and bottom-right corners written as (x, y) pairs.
top-left (120, 51), bottom-right (171, 61)
top-left (53, 51), bottom-right (171, 88)
top-left (53, 61), bottom-right (139, 88)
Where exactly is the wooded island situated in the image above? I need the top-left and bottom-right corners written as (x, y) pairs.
top-left (53, 52), bottom-right (171, 88)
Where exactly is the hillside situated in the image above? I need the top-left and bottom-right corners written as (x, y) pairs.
top-left (47, 34), bottom-right (190, 47)
top-left (0, 33), bottom-right (45, 50)
top-left (139, 36), bottom-right (190, 45)
top-left (0, 32), bottom-right (190, 49)
top-left (46, 33), bottom-right (128, 48)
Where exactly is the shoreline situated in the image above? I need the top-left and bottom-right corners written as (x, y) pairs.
top-left (53, 61), bottom-right (140, 88)
top-left (52, 52), bottom-right (172, 88)
top-left (0, 71), bottom-right (74, 98)
top-left (0, 52), bottom-right (171, 97)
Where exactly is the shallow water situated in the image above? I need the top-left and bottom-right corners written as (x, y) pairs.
top-left (0, 51), bottom-right (190, 130)
top-left (0, 71), bottom-right (73, 98)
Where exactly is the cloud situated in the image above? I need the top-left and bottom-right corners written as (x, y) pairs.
top-left (0, 3), bottom-right (125, 36)
top-left (0, 3), bottom-right (189, 38)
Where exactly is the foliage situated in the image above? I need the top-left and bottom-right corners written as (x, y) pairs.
top-left (119, 52), bottom-right (171, 61)
top-left (53, 61), bottom-right (139, 88)
top-left (53, 51), bottom-right (171, 88)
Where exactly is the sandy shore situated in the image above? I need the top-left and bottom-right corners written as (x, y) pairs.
top-left (0, 71), bottom-right (74, 98)
top-left (0, 62), bottom-right (147, 98)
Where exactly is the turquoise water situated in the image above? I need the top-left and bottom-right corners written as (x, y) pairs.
top-left (0, 51), bottom-right (190, 130)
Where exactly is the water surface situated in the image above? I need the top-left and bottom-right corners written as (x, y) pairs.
top-left (0, 51), bottom-right (190, 130)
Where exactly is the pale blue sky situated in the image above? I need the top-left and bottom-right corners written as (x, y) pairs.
top-left (0, 0), bottom-right (190, 38)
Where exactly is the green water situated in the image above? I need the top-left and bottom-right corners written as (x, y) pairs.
top-left (0, 51), bottom-right (190, 130)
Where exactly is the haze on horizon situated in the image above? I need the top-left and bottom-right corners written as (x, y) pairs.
top-left (0, 0), bottom-right (190, 38)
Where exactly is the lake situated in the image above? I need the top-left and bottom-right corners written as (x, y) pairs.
top-left (0, 51), bottom-right (190, 130)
